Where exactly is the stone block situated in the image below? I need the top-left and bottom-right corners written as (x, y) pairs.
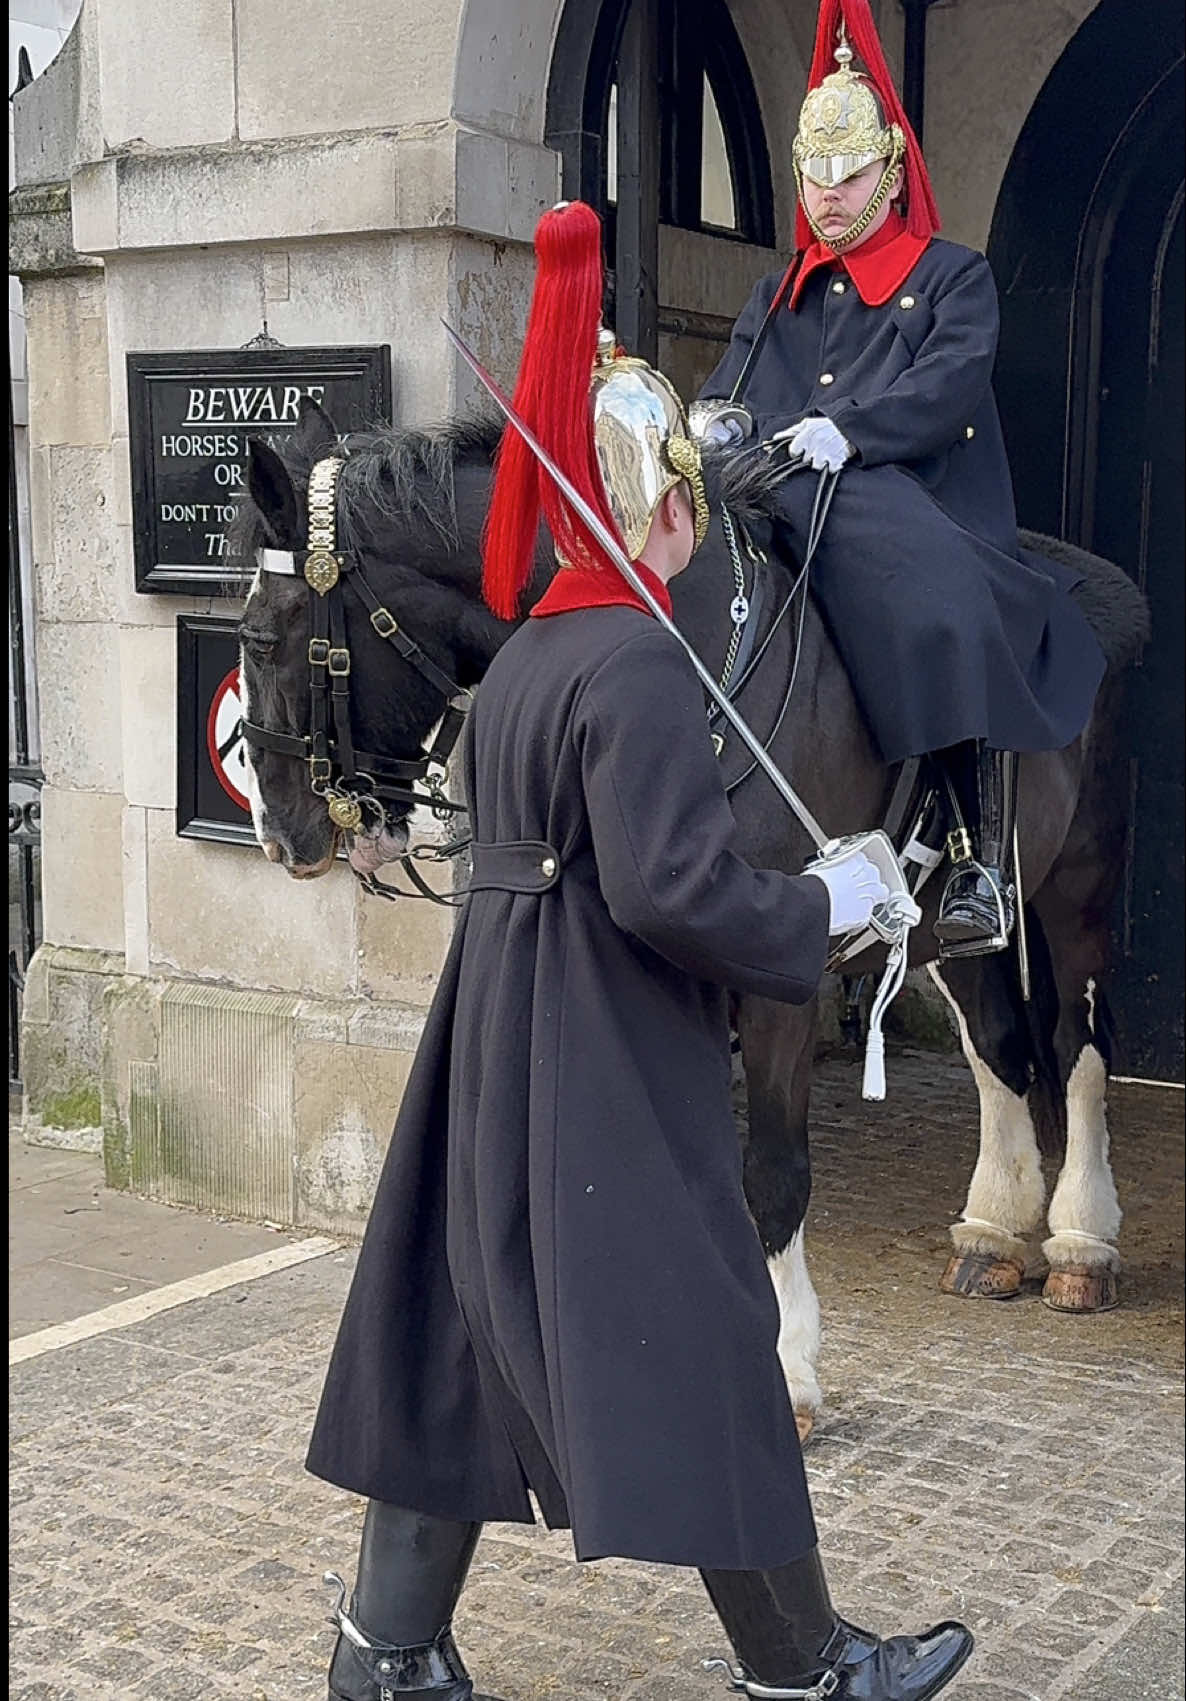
top-left (449, 234), bottom-right (537, 410)
top-left (20, 942), bottom-right (126, 1150)
top-left (236, 0), bottom-right (459, 139)
top-left (36, 619), bottom-right (123, 793)
top-left (275, 233), bottom-right (456, 423)
top-left (97, 0), bottom-right (234, 151)
top-left (144, 808), bottom-right (359, 996)
top-left (122, 804), bottom-right (150, 976)
top-left (118, 626), bottom-right (176, 810)
top-left (23, 271), bottom-right (109, 447)
top-left (293, 1038), bottom-right (417, 1233)
top-left (11, 20), bottom-right (81, 189)
top-left (101, 970), bottom-right (163, 1190)
top-left (453, 0), bottom-right (555, 144)
top-left (8, 182), bottom-right (103, 279)
top-left (355, 860), bottom-right (454, 1007)
top-left (34, 443), bottom-right (118, 624)
top-left (87, 135), bottom-right (403, 257)
top-left (924, 0), bottom-right (1094, 250)
top-left (40, 786), bottom-right (126, 955)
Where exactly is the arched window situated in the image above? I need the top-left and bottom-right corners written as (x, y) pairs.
top-left (547, 0), bottom-right (774, 359)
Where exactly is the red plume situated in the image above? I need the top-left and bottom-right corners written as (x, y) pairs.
top-left (481, 201), bottom-right (623, 620)
top-left (794, 0), bottom-right (940, 250)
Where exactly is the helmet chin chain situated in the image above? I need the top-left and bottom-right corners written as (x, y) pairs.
top-left (794, 130), bottom-right (906, 252)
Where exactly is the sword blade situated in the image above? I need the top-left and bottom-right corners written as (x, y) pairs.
top-left (442, 320), bottom-right (828, 849)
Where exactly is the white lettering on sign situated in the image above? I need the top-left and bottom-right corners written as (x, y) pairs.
top-left (184, 383), bottom-right (327, 424)
top-left (160, 433), bottom-right (241, 458)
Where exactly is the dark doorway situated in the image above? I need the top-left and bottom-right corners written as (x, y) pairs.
top-left (989, 0), bottom-right (1185, 1082)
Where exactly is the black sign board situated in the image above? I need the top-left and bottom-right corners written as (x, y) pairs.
top-left (128, 345), bottom-right (391, 594)
top-left (176, 614), bottom-right (257, 846)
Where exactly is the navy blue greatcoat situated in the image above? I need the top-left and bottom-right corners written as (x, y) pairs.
top-left (306, 605), bottom-right (832, 1569)
top-left (700, 237), bottom-right (1106, 763)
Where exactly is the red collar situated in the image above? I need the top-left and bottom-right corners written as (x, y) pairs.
top-left (529, 559), bottom-right (673, 620)
top-left (786, 217), bottom-right (930, 310)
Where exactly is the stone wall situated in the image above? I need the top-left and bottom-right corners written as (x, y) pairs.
top-left (11, 0), bottom-right (1096, 1228)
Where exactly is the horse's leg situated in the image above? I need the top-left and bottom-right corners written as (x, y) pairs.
top-left (926, 955), bottom-right (1047, 1298)
top-left (1031, 882), bottom-right (1122, 1313)
top-left (736, 994), bottom-right (821, 1443)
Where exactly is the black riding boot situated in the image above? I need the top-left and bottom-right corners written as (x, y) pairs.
top-left (700, 1547), bottom-right (973, 1699)
top-left (325, 1501), bottom-right (505, 1701)
top-left (933, 742), bottom-right (1018, 957)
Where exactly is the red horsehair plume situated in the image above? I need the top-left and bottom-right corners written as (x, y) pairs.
top-left (480, 201), bottom-right (624, 620)
top-left (795, 0), bottom-right (941, 250)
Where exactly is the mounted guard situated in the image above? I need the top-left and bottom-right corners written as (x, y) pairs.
top-left (304, 198), bottom-right (974, 1701)
top-left (696, 0), bottom-right (1107, 960)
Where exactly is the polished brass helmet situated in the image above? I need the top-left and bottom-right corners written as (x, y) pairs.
top-left (792, 34), bottom-right (906, 249)
top-left (589, 329), bottom-right (710, 559)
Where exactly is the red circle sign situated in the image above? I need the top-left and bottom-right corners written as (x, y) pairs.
top-left (206, 665), bottom-right (252, 813)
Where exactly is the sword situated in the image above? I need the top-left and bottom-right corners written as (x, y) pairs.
top-left (442, 319), bottom-right (829, 851)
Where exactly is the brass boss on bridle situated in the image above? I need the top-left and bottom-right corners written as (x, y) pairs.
top-left (241, 454), bottom-right (473, 856)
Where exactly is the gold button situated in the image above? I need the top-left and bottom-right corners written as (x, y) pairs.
top-left (541, 856), bottom-right (557, 878)
top-left (899, 294), bottom-right (916, 309)
top-left (831, 279), bottom-right (846, 294)
top-left (965, 426), bottom-right (975, 440)
top-left (819, 372), bottom-right (835, 386)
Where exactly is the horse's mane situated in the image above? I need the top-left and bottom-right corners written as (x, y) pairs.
top-left (335, 414), bottom-right (503, 554)
top-left (233, 411), bottom-right (504, 562)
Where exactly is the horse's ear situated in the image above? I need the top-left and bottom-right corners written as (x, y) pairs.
top-left (246, 436), bottom-right (301, 547)
top-left (293, 395), bottom-right (340, 461)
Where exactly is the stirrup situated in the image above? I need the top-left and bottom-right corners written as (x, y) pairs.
top-left (936, 859), bottom-right (1014, 959)
top-left (702, 1655), bottom-right (841, 1699)
top-left (325, 1572), bottom-right (470, 1694)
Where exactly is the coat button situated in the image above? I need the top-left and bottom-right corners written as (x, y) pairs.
top-left (965, 425), bottom-right (975, 440)
top-left (541, 856), bottom-right (557, 878)
top-left (819, 372), bottom-right (835, 385)
top-left (899, 294), bottom-right (916, 309)
top-left (831, 279), bottom-right (846, 294)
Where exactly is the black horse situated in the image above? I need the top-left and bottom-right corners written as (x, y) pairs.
top-left (237, 399), bottom-right (1148, 1436)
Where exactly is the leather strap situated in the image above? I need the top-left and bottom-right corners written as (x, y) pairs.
top-left (468, 841), bottom-right (562, 894)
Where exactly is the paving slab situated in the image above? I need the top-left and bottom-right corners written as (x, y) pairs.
top-left (9, 1051), bottom-right (1184, 1701)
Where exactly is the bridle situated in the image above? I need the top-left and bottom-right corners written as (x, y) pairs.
top-left (241, 454), bottom-right (474, 903)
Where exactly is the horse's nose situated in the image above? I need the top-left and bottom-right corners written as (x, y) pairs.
top-left (260, 839), bottom-right (285, 863)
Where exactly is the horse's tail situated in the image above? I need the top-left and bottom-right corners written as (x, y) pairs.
top-left (1019, 908), bottom-right (1069, 1163)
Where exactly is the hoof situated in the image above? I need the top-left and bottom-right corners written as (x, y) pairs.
top-left (939, 1249), bottom-right (1024, 1300)
top-left (795, 1408), bottom-right (816, 1446)
top-left (1042, 1264), bottom-right (1119, 1313)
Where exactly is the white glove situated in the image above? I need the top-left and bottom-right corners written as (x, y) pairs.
top-left (772, 415), bottom-right (853, 472)
top-left (806, 850), bottom-right (890, 936)
top-left (703, 415), bottom-right (745, 448)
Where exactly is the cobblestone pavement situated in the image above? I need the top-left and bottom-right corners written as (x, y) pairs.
top-left (10, 1051), bottom-right (1184, 1701)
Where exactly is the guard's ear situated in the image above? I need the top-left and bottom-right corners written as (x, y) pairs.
top-left (246, 437), bottom-right (301, 547)
top-left (292, 395), bottom-right (340, 461)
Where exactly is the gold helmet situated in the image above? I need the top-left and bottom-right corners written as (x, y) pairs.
top-left (590, 329), bottom-right (709, 558)
top-left (790, 0), bottom-right (940, 254)
top-left (792, 35), bottom-right (905, 250)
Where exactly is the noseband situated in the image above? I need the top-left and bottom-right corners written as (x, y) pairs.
top-left (241, 454), bottom-right (472, 899)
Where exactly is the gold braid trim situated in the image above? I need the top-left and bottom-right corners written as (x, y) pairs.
top-left (795, 127), bottom-right (906, 253)
top-left (665, 434), bottom-right (710, 552)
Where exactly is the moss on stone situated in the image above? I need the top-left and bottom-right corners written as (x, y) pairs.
top-left (38, 1081), bottom-right (102, 1130)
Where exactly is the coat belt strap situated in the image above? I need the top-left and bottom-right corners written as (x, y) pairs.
top-left (468, 840), bottom-right (562, 894)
